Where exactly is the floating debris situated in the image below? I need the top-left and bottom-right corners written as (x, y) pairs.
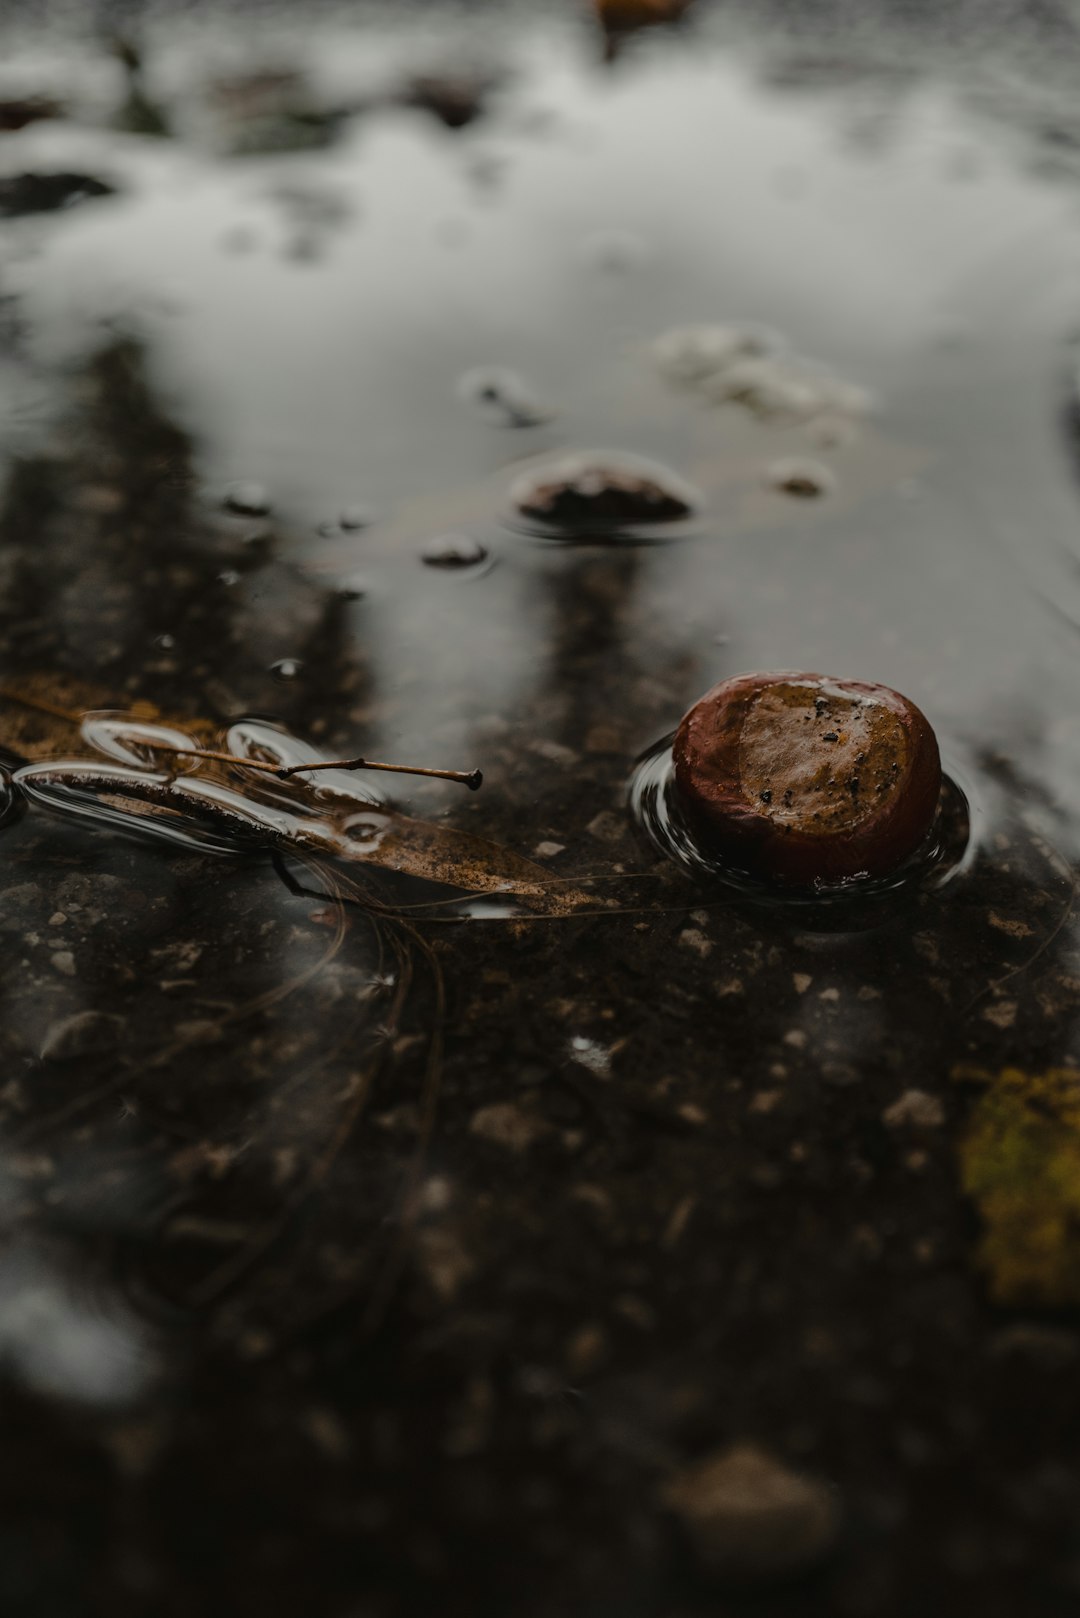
top-left (209, 69), bottom-right (351, 155)
top-left (0, 96), bottom-right (64, 132)
top-left (594, 0), bottom-right (695, 47)
top-left (510, 451), bottom-right (699, 536)
top-left (456, 366), bottom-right (553, 428)
top-left (339, 505), bottom-right (373, 532)
top-left (652, 323), bottom-right (870, 424)
top-left (766, 457), bottom-right (836, 497)
top-left (398, 72), bottom-right (499, 130)
top-left (336, 575), bottom-right (369, 601)
top-left (652, 323), bottom-right (781, 383)
top-left (0, 172), bottom-right (115, 217)
top-left (222, 481), bottom-right (271, 517)
top-left (6, 709), bottom-right (608, 913)
top-left (420, 534), bottom-right (489, 569)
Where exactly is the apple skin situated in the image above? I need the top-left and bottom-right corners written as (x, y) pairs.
top-left (672, 671), bottom-right (942, 886)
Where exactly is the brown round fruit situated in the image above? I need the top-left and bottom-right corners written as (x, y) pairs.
top-left (672, 671), bottom-right (942, 886)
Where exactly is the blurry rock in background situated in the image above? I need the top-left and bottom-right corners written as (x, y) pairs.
top-left (593, 0), bottom-right (695, 57)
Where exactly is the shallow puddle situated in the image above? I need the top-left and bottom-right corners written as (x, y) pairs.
top-left (2, 2), bottom-right (1080, 1614)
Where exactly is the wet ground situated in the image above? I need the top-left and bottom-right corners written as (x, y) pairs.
top-left (4, 1), bottom-right (1080, 1613)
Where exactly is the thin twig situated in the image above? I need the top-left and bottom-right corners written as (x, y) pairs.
top-left (278, 756), bottom-right (483, 791)
top-left (158, 744), bottom-right (482, 791)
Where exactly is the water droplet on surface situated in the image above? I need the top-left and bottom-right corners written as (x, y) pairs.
top-left (766, 458), bottom-right (836, 498)
top-left (420, 534), bottom-right (489, 569)
top-left (271, 658), bottom-right (303, 682)
top-left (456, 366), bottom-right (553, 428)
top-left (223, 481), bottom-right (271, 517)
top-left (509, 451), bottom-right (699, 538)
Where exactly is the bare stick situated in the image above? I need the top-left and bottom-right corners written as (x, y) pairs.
top-left (276, 757), bottom-right (483, 791)
top-left (156, 745), bottom-right (483, 792)
top-left (158, 746), bottom-right (280, 774)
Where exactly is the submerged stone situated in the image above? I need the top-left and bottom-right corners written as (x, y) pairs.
top-left (420, 534), bottom-right (488, 568)
top-left (510, 452), bottom-right (697, 534)
top-left (0, 97), bottom-right (64, 132)
top-left (399, 73), bottom-right (497, 130)
top-left (766, 457), bottom-right (836, 497)
top-left (223, 481), bottom-right (271, 517)
top-left (0, 172), bottom-right (115, 217)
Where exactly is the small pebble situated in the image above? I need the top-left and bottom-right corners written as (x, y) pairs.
top-left (767, 457), bottom-right (835, 498)
top-left (511, 452), bottom-right (698, 534)
top-left (662, 1443), bottom-right (841, 1580)
top-left (456, 366), bottom-right (552, 428)
top-left (339, 506), bottom-right (373, 531)
top-left (223, 481), bottom-right (271, 517)
top-left (420, 534), bottom-right (488, 568)
top-left (883, 1089), bottom-right (945, 1130)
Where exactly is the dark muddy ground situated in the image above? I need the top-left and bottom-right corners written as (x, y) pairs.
top-left (3, 3), bottom-right (1080, 1615)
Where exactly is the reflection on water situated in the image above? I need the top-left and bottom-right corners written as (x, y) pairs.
top-left (3, 2), bottom-right (1080, 1613)
top-left (0, 1237), bottom-right (154, 1407)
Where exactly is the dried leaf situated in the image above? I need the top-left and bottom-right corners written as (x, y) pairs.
top-left (0, 676), bottom-right (598, 915)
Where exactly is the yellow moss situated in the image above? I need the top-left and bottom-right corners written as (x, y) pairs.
top-left (958, 1066), bottom-right (1080, 1307)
